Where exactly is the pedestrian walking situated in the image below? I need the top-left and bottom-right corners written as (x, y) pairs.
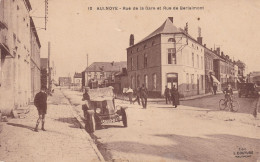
top-left (140, 84), bottom-right (148, 108)
top-left (171, 85), bottom-right (179, 108)
top-left (126, 87), bottom-right (134, 104)
top-left (133, 87), bottom-right (141, 105)
top-left (34, 86), bottom-right (48, 132)
top-left (252, 91), bottom-right (260, 118)
top-left (164, 86), bottom-right (171, 104)
top-left (213, 83), bottom-right (217, 95)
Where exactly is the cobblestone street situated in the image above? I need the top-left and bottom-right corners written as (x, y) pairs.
top-left (63, 89), bottom-right (260, 162)
top-left (0, 90), bottom-right (103, 162)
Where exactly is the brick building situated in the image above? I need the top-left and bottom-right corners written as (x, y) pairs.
top-left (127, 17), bottom-right (205, 97)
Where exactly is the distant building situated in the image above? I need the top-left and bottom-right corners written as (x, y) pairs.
top-left (127, 17), bottom-right (205, 97)
top-left (114, 68), bottom-right (128, 94)
top-left (59, 77), bottom-right (71, 87)
top-left (40, 58), bottom-right (48, 70)
top-left (72, 72), bottom-right (82, 90)
top-left (83, 61), bottom-right (127, 89)
top-left (235, 60), bottom-right (246, 82)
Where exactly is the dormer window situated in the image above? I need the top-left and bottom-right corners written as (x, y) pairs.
top-left (168, 38), bottom-right (175, 42)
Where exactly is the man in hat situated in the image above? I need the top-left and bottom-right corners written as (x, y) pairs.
top-left (34, 86), bottom-right (48, 132)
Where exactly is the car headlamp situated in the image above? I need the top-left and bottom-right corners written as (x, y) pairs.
top-left (96, 108), bottom-right (101, 113)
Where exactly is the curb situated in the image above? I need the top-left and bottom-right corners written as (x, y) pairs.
top-left (70, 106), bottom-right (105, 162)
top-left (61, 90), bottom-right (105, 162)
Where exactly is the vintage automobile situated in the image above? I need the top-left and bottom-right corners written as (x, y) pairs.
top-left (82, 87), bottom-right (127, 133)
top-left (238, 83), bottom-right (257, 98)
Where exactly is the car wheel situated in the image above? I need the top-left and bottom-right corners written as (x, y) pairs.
top-left (121, 108), bottom-right (127, 127)
top-left (86, 114), bottom-right (96, 133)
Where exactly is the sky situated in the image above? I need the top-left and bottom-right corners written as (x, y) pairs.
top-left (29, 0), bottom-right (260, 80)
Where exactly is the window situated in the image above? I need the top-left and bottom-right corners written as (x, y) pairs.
top-left (137, 75), bottom-right (140, 87)
top-left (201, 56), bottom-right (203, 69)
top-left (201, 75), bottom-right (204, 89)
top-left (153, 74), bottom-right (157, 90)
top-left (168, 38), bottom-right (175, 42)
top-left (197, 54), bottom-right (199, 68)
top-left (131, 76), bottom-right (135, 88)
top-left (137, 55), bottom-right (139, 69)
top-left (137, 47), bottom-right (139, 52)
top-left (192, 53), bottom-right (194, 67)
top-left (168, 48), bottom-right (176, 64)
top-left (143, 44), bottom-right (146, 49)
top-left (131, 57), bottom-right (133, 70)
top-left (191, 74), bottom-right (194, 89)
top-left (144, 75), bottom-right (148, 89)
top-left (144, 53), bottom-right (148, 68)
top-left (186, 73), bottom-right (189, 90)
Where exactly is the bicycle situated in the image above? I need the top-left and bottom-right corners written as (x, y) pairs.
top-left (219, 94), bottom-right (239, 112)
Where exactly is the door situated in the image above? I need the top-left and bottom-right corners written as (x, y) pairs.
top-left (167, 73), bottom-right (178, 89)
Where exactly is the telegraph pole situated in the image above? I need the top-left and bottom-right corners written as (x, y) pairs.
top-left (48, 42), bottom-right (51, 94)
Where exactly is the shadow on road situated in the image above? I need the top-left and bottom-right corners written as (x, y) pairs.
top-left (7, 123), bottom-right (34, 131)
top-left (104, 133), bottom-right (259, 161)
top-left (54, 117), bottom-right (81, 128)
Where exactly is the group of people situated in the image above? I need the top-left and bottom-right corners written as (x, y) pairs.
top-left (126, 84), bottom-right (148, 109)
top-left (164, 85), bottom-right (180, 108)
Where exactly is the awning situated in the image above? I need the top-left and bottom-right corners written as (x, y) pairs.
top-left (0, 43), bottom-right (13, 57)
top-left (211, 75), bottom-right (220, 84)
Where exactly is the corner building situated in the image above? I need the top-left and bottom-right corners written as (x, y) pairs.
top-left (127, 17), bottom-right (205, 97)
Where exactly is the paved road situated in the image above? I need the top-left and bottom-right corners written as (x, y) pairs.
top-left (63, 89), bottom-right (260, 162)
top-left (181, 93), bottom-right (257, 114)
top-left (0, 90), bottom-right (103, 162)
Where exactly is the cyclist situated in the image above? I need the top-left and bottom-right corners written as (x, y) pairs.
top-left (223, 84), bottom-right (234, 112)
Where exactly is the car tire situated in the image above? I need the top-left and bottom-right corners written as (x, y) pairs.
top-left (121, 108), bottom-right (127, 127)
top-left (86, 114), bottom-right (96, 133)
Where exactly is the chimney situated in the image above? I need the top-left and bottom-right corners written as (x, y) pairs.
top-left (216, 47), bottom-right (220, 55)
top-left (197, 37), bottom-right (203, 45)
top-left (197, 27), bottom-right (202, 44)
top-left (204, 44), bottom-right (206, 47)
top-left (129, 34), bottom-right (134, 46)
top-left (221, 51), bottom-right (224, 57)
top-left (168, 17), bottom-right (173, 23)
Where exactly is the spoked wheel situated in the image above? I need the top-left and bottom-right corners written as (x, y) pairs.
top-left (219, 99), bottom-right (227, 110)
top-left (230, 100), bottom-right (239, 112)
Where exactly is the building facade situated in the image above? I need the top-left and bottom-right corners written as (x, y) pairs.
top-left (83, 61), bottom-right (127, 88)
top-left (72, 72), bottom-right (82, 90)
top-left (30, 17), bottom-right (41, 100)
top-left (127, 17), bottom-right (205, 97)
top-left (59, 77), bottom-right (71, 87)
top-left (0, 0), bottom-right (37, 115)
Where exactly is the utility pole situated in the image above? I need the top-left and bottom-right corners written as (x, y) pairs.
top-left (48, 42), bottom-right (51, 94)
top-left (45, 0), bottom-right (48, 30)
top-left (86, 53), bottom-right (89, 87)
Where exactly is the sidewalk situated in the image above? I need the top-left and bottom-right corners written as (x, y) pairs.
top-left (0, 89), bottom-right (104, 162)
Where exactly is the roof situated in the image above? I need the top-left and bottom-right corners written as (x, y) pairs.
top-left (24, 0), bottom-right (32, 11)
top-left (137, 18), bottom-right (181, 44)
top-left (74, 72), bottom-right (82, 78)
top-left (40, 58), bottom-right (48, 69)
top-left (84, 61), bottom-right (127, 72)
top-left (30, 17), bottom-right (41, 48)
